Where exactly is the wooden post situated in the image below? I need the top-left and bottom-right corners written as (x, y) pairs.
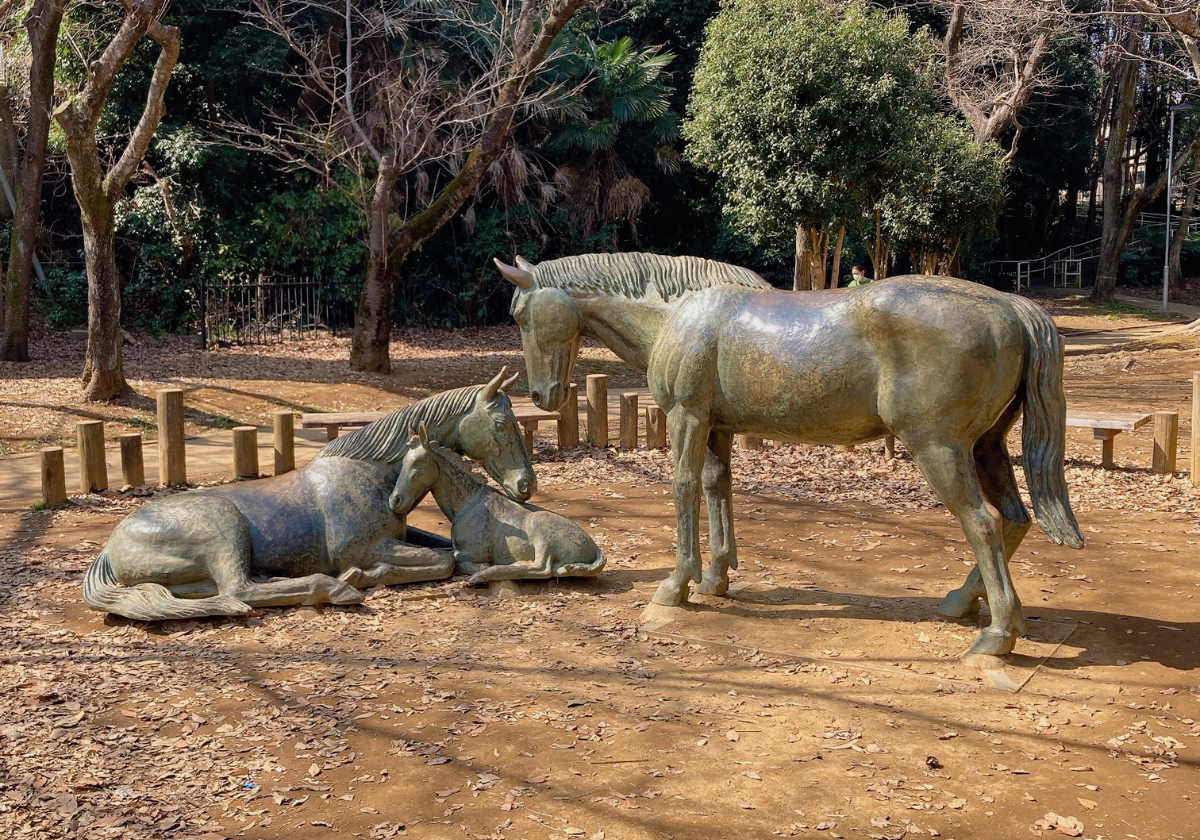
top-left (119, 433), bottom-right (145, 487)
top-left (157, 388), bottom-right (187, 486)
top-left (273, 411), bottom-right (295, 475)
top-left (1095, 428), bottom-right (1116, 469)
top-left (737, 434), bottom-right (763, 450)
top-left (586, 374), bottom-right (608, 447)
top-left (619, 392), bottom-right (639, 449)
top-left (1153, 411), bottom-right (1178, 475)
top-left (1192, 372), bottom-right (1200, 486)
top-left (40, 447), bottom-right (66, 506)
top-left (77, 420), bottom-right (107, 494)
top-left (522, 421), bottom-right (538, 455)
top-left (558, 382), bottom-right (579, 450)
top-left (884, 434), bottom-right (896, 460)
top-left (645, 406), bottom-right (667, 449)
top-left (233, 426), bottom-right (259, 479)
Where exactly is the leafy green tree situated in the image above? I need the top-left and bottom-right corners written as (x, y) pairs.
top-left (879, 112), bottom-right (1007, 275)
top-left (683, 0), bottom-right (936, 289)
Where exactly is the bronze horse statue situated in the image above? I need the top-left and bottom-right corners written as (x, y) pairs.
top-left (83, 370), bottom-right (536, 621)
top-left (496, 253), bottom-right (1082, 657)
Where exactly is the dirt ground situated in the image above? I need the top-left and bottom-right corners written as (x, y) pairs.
top-left (3, 298), bottom-right (1200, 840)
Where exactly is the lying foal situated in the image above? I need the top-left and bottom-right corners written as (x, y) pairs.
top-left (390, 426), bottom-right (606, 584)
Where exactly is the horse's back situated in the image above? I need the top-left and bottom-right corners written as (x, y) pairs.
top-left (654, 277), bottom-right (1030, 444)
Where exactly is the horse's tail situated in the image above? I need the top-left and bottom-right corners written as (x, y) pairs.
top-left (83, 547), bottom-right (251, 621)
top-left (1009, 295), bottom-right (1084, 549)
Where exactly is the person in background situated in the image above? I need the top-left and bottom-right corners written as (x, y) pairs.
top-left (846, 264), bottom-right (873, 287)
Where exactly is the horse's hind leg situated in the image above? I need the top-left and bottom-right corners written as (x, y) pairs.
top-left (937, 406), bottom-right (1030, 633)
top-left (205, 524), bottom-right (362, 609)
top-left (696, 431), bottom-right (737, 596)
top-left (910, 440), bottom-right (1022, 656)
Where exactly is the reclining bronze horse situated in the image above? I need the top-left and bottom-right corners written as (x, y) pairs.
top-left (83, 370), bottom-right (535, 621)
top-left (496, 253), bottom-right (1083, 657)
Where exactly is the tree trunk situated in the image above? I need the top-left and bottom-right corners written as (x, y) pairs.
top-left (793, 224), bottom-right (808, 290)
top-left (1, 0), bottom-right (66, 361)
top-left (1091, 33), bottom-right (1141, 303)
top-left (829, 222), bottom-right (845, 288)
top-left (80, 207), bottom-right (130, 400)
top-left (350, 162), bottom-right (398, 373)
top-left (792, 224), bottom-right (826, 290)
top-left (1169, 167), bottom-right (1198, 300)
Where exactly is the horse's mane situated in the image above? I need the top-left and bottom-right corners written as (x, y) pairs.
top-left (315, 385), bottom-right (490, 464)
top-left (529, 253), bottom-right (771, 301)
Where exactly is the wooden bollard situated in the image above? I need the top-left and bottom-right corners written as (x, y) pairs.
top-left (884, 434), bottom-right (896, 460)
top-left (558, 383), bottom-right (579, 450)
top-left (273, 411), bottom-right (295, 475)
top-left (1192, 372), bottom-right (1200, 487)
top-left (233, 426), bottom-right (259, 479)
top-left (76, 420), bottom-right (107, 494)
top-left (119, 432), bottom-right (145, 487)
top-left (157, 388), bottom-right (187, 485)
top-left (40, 447), bottom-right (66, 506)
top-left (619, 392), bottom-right (639, 449)
top-left (645, 406), bottom-right (667, 449)
top-left (586, 374), bottom-right (608, 447)
top-left (736, 434), bottom-right (763, 450)
top-left (1152, 411), bottom-right (1178, 475)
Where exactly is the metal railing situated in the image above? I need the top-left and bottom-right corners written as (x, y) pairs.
top-left (200, 276), bottom-right (355, 348)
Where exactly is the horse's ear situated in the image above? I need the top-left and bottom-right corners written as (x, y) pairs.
top-left (417, 421), bottom-right (430, 446)
top-left (515, 255), bottom-right (536, 272)
top-left (407, 433), bottom-right (421, 448)
top-left (494, 258), bottom-right (533, 289)
top-left (482, 366), bottom-right (507, 401)
top-left (500, 371), bottom-right (521, 393)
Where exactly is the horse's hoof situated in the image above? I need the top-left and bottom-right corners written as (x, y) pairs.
top-left (967, 628), bottom-right (1015, 657)
top-left (936, 590), bottom-right (982, 620)
top-left (329, 582), bottom-right (365, 605)
top-left (1013, 615), bottom-right (1028, 638)
top-left (651, 579), bottom-right (688, 607)
top-left (695, 576), bottom-right (728, 597)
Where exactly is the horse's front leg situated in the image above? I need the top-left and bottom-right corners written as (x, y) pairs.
top-left (337, 539), bottom-right (455, 588)
top-left (696, 430), bottom-right (736, 596)
top-left (652, 410), bottom-right (710, 607)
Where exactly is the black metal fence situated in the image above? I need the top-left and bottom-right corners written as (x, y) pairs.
top-left (200, 276), bottom-right (355, 348)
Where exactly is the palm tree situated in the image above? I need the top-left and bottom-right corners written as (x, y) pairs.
top-left (547, 36), bottom-right (678, 242)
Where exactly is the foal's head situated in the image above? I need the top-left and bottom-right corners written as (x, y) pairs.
top-left (389, 424), bottom-right (443, 516)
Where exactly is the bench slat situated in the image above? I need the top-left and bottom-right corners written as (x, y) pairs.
top-left (1065, 411), bottom-right (1152, 432)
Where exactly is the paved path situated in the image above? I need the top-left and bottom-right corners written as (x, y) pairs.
top-left (1032, 286), bottom-right (1198, 354)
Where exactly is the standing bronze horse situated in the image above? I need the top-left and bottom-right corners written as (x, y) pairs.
top-left (496, 253), bottom-right (1082, 657)
top-left (83, 370), bottom-right (536, 621)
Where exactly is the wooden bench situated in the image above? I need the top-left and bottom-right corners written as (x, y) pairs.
top-left (300, 404), bottom-right (561, 454)
top-left (1065, 410), bottom-right (1152, 469)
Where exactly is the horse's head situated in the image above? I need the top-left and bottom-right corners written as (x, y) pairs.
top-left (496, 257), bottom-right (582, 412)
top-left (454, 366), bottom-right (537, 501)
top-left (390, 424), bottom-right (440, 515)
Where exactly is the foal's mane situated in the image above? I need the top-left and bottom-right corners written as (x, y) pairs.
top-left (423, 441), bottom-right (486, 500)
top-left (529, 253), bottom-right (771, 301)
top-left (315, 385), bottom-right (489, 464)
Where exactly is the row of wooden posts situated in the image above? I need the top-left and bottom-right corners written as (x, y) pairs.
top-left (40, 389), bottom-right (298, 506)
top-left (558, 374), bottom-right (888, 455)
top-left (35, 375), bottom-right (1200, 507)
